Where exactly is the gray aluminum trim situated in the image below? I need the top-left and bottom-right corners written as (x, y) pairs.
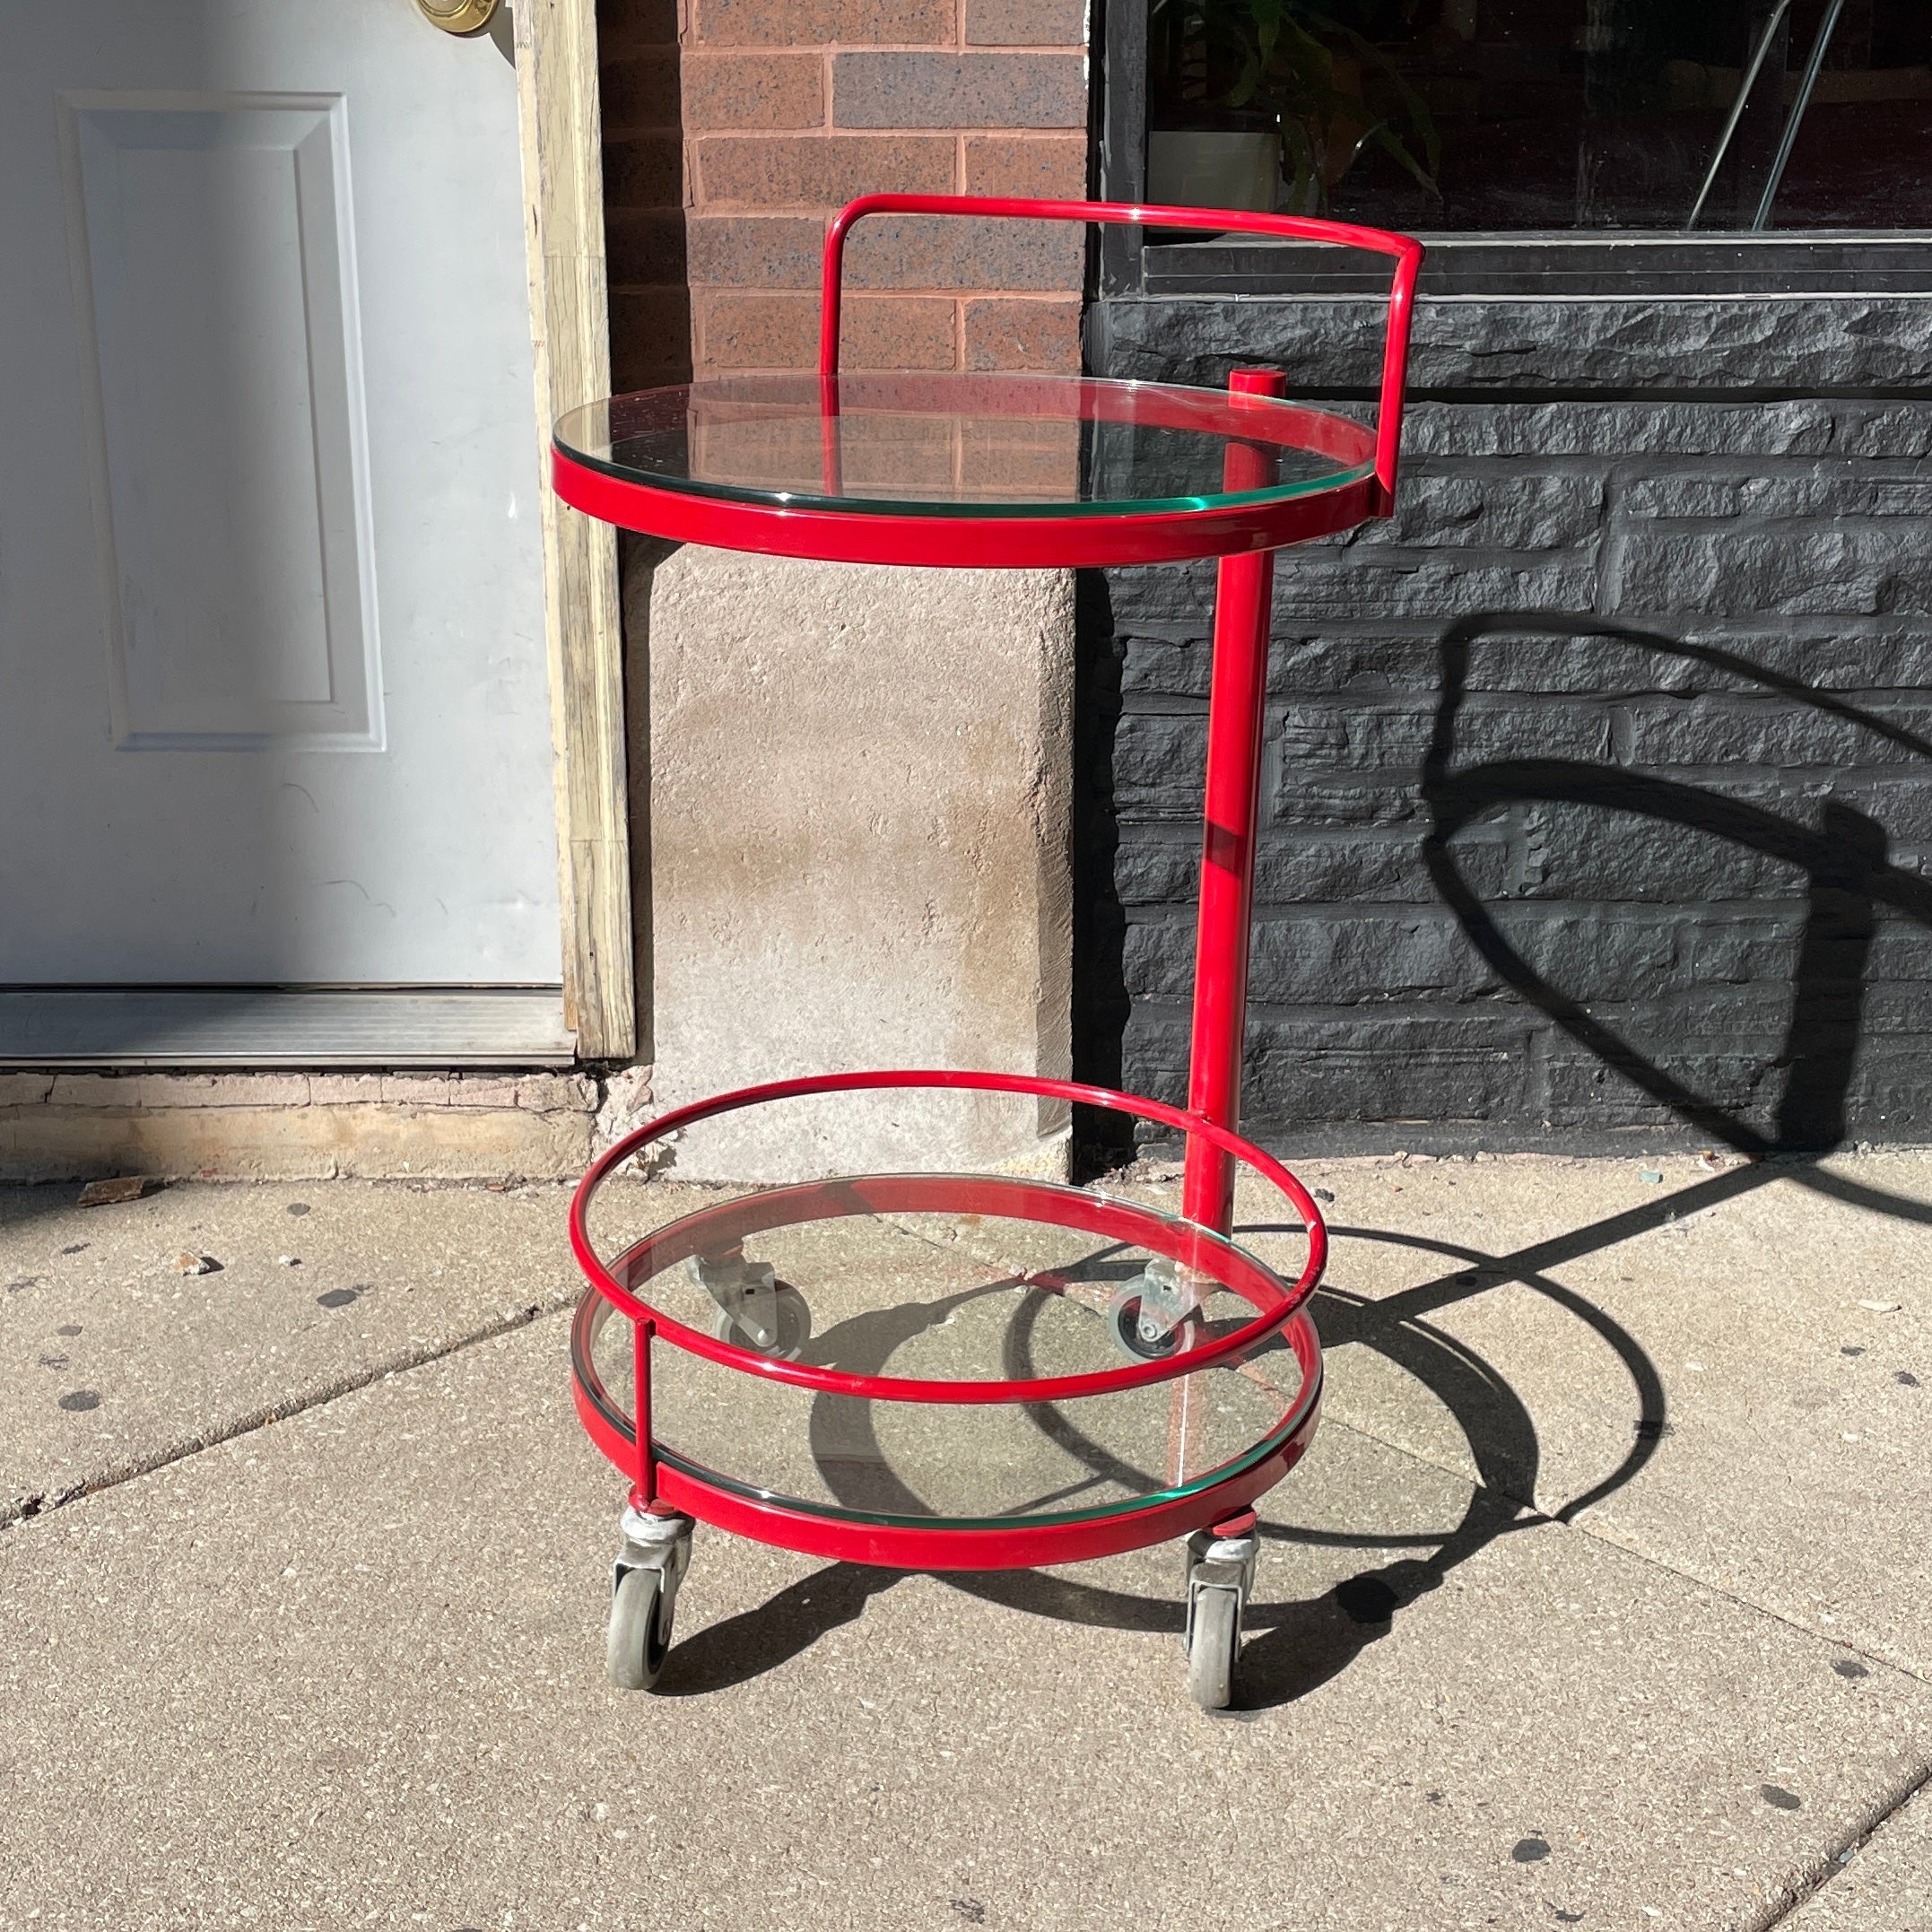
top-left (0, 988), bottom-right (575, 1067)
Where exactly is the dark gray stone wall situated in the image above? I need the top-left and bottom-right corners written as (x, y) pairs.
top-left (1080, 294), bottom-right (1932, 1152)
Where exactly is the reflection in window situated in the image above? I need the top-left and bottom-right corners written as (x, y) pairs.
top-left (1145, 0), bottom-right (1932, 230)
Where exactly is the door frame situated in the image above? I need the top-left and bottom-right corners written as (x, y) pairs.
top-left (513, 0), bottom-right (633, 1060)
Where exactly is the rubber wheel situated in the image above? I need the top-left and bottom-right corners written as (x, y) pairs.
top-left (1108, 1286), bottom-right (1188, 1362)
top-left (1188, 1585), bottom-right (1240, 1710)
top-left (608, 1562), bottom-right (674, 1691)
top-left (711, 1282), bottom-right (812, 1357)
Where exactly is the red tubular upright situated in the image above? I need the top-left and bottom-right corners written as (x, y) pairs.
top-left (630, 1316), bottom-right (655, 1507)
top-left (1183, 369), bottom-right (1286, 1234)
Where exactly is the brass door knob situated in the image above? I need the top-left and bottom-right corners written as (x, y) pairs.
top-left (415, 0), bottom-right (500, 32)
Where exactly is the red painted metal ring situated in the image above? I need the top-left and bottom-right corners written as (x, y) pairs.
top-left (569, 1069), bottom-right (1327, 1407)
top-left (552, 445), bottom-right (1380, 570)
top-left (569, 1292), bottom-right (1325, 1571)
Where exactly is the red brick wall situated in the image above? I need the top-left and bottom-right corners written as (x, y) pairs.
top-left (600, 0), bottom-right (1092, 387)
top-left (599, 0), bottom-right (692, 392)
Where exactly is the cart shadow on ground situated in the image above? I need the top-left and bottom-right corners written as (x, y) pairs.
top-left (654, 1192), bottom-right (1677, 1711)
top-left (660, 1140), bottom-right (1932, 1711)
top-left (665, 610), bottom-right (1932, 1708)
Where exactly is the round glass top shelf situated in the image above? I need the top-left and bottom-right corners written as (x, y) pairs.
top-left (552, 372), bottom-right (1378, 555)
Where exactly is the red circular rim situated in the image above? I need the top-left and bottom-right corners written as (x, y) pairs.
top-left (569, 1069), bottom-right (1327, 1408)
top-left (569, 1291), bottom-right (1324, 1567)
top-left (552, 448), bottom-right (1379, 569)
top-left (552, 372), bottom-right (1381, 570)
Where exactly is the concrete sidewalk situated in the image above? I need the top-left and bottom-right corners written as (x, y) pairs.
top-left (0, 1153), bottom-right (1928, 1930)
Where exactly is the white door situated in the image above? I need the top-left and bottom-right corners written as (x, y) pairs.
top-left (0, 1), bottom-right (561, 1004)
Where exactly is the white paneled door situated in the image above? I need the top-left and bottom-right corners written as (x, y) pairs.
top-left (0, 2), bottom-right (561, 996)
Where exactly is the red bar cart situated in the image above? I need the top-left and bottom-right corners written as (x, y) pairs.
top-left (555, 196), bottom-right (1423, 1709)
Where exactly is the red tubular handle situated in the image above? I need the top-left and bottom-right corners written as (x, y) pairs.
top-left (819, 194), bottom-right (1424, 511)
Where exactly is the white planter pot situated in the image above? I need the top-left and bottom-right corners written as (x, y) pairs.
top-left (1146, 130), bottom-right (1282, 213)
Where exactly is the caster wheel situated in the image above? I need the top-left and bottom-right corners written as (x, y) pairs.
top-left (712, 1281), bottom-right (812, 1357)
top-left (608, 1562), bottom-right (674, 1691)
top-left (1187, 1585), bottom-right (1240, 1710)
top-left (1107, 1284), bottom-right (1189, 1362)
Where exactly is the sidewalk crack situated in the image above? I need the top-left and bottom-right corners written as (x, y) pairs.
top-left (1560, 1507), bottom-right (1932, 1688)
top-left (1318, 1413), bottom-right (1932, 1689)
top-left (1750, 1770), bottom-right (1932, 1932)
top-left (0, 1292), bottom-right (577, 1537)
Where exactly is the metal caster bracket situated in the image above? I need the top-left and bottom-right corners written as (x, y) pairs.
top-left (687, 1250), bottom-right (779, 1349)
top-left (608, 1506), bottom-right (694, 1692)
top-left (1108, 1256), bottom-right (1197, 1360)
top-left (1184, 1522), bottom-right (1259, 1710)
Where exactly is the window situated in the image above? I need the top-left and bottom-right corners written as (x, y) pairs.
top-left (1144, 0), bottom-right (1932, 231)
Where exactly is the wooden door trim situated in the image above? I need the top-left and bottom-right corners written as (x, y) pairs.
top-left (512, 0), bottom-right (633, 1060)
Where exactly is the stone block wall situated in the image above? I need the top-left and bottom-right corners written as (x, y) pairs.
top-left (640, 551), bottom-right (1076, 1179)
top-left (1086, 294), bottom-right (1932, 1151)
top-left (599, 0), bottom-right (1091, 383)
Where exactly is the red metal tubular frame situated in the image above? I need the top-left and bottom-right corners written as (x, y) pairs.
top-left (569, 1070), bottom-right (1327, 1567)
top-left (1184, 367), bottom-right (1284, 1230)
top-left (819, 194), bottom-right (1423, 509)
top-left (553, 196), bottom-right (1428, 1574)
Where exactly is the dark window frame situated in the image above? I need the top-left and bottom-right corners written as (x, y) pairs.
top-left (1095, 0), bottom-right (1932, 300)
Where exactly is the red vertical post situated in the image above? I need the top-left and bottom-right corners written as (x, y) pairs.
top-left (1182, 368), bottom-right (1285, 1236)
top-left (631, 1316), bottom-right (657, 1507)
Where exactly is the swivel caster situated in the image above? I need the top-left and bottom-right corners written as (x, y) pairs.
top-left (1108, 1257), bottom-right (1196, 1362)
top-left (685, 1251), bottom-right (812, 1357)
top-left (1184, 1519), bottom-right (1259, 1711)
top-left (608, 1505), bottom-right (693, 1692)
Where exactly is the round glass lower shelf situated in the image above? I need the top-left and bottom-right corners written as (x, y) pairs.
top-left (571, 1181), bottom-right (1320, 1534)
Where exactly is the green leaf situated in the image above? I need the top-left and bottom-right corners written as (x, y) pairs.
top-left (1301, 9), bottom-right (1441, 178)
top-left (1275, 13), bottom-right (1336, 88)
top-left (1368, 120), bottom-right (1441, 198)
